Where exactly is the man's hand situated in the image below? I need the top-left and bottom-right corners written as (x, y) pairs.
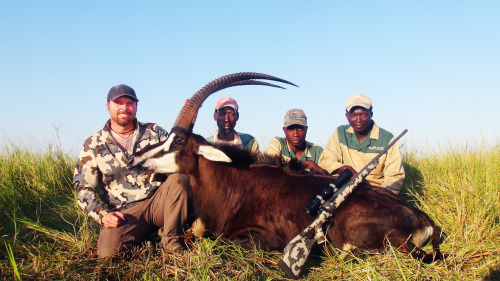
top-left (301, 160), bottom-right (327, 175)
top-left (102, 212), bottom-right (126, 228)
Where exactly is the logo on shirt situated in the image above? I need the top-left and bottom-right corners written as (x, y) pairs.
top-left (369, 146), bottom-right (385, 151)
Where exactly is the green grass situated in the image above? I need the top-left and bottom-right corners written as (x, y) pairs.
top-left (0, 142), bottom-right (499, 280)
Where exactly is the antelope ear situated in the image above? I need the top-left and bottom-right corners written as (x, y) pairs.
top-left (197, 145), bottom-right (232, 163)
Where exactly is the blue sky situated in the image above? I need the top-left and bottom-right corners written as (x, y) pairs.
top-left (1, 1), bottom-right (499, 154)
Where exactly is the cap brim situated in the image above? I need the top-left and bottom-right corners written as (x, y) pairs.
top-left (109, 94), bottom-right (138, 102)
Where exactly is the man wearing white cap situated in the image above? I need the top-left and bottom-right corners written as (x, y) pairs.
top-left (206, 97), bottom-right (260, 154)
top-left (266, 108), bottom-right (325, 174)
top-left (318, 94), bottom-right (405, 194)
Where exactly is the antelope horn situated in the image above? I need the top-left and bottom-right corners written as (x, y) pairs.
top-left (189, 79), bottom-right (289, 125)
top-left (174, 72), bottom-right (298, 130)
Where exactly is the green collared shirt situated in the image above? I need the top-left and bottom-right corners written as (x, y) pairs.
top-left (206, 130), bottom-right (260, 154)
top-left (318, 123), bottom-right (405, 194)
top-left (266, 137), bottom-right (323, 163)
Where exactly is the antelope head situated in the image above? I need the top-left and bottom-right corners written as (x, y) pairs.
top-left (130, 72), bottom-right (297, 173)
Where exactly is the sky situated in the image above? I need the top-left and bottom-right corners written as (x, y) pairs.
top-left (1, 1), bottom-right (499, 155)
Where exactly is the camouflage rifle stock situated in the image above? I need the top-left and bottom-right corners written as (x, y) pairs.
top-left (278, 129), bottom-right (408, 279)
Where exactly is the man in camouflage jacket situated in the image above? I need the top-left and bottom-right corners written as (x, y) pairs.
top-left (73, 84), bottom-right (193, 258)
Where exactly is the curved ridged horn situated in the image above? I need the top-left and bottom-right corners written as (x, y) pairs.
top-left (189, 79), bottom-right (289, 125)
top-left (173, 72), bottom-right (298, 130)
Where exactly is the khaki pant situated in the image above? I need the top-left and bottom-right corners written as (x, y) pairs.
top-left (97, 173), bottom-right (193, 258)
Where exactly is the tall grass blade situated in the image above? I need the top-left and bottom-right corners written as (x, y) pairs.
top-left (5, 241), bottom-right (21, 281)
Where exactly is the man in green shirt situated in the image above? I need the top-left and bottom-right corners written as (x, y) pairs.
top-left (266, 108), bottom-right (324, 174)
top-left (318, 94), bottom-right (405, 194)
top-left (206, 96), bottom-right (260, 154)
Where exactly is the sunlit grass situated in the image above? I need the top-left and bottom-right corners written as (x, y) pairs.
top-left (0, 141), bottom-right (498, 280)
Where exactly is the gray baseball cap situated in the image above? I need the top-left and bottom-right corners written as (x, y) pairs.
top-left (107, 84), bottom-right (139, 102)
top-left (284, 108), bottom-right (307, 127)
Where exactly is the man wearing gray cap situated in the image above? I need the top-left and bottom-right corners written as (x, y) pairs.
top-left (318, 94), bottom-right (405, 194)
top-left (73, 84), bottom-right (194, 257)
top-left (266, 109), bottom-right (324, 174)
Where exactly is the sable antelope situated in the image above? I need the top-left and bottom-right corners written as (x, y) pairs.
top-left (130, 72), bottom-right (443, 263)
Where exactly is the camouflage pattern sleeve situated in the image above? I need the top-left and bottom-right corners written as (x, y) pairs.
top-left (153, 124), bottom-right (169, 141)
top-left (73, 136), bottom-right (108, 223)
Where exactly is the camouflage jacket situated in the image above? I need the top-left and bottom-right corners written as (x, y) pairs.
top-left (73, 120), bottom-right (168, 223)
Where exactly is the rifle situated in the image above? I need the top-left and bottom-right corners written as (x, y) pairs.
top-left (278, 129), bottom-right (408, 279)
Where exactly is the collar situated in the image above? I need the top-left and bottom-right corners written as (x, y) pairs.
top-left (103, 119), bottom-right (139, 143)
top-left (345, 122), bottom-right (380, 149)
top-left (213, 130), bottom-right (242, 145)
top-left (285, 140), bottom-right (313, 159)
top-left (346, 122), bottom-right (380, 140)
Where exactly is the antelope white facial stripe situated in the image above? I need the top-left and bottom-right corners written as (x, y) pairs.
top-left (133, 132), bottom-right (176, 165)
top-left (144, 152), bottom-right (179, 173)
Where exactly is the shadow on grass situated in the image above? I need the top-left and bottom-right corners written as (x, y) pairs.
top-left (401, 162), bottom-right (425, 201)
top-left (483, 267), bottom-right (500, 281)
top-left (401, 162), bottom-right (448, 245)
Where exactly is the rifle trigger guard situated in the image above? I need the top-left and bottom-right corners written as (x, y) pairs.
top-left (314, 226), bottom-right (327, 244)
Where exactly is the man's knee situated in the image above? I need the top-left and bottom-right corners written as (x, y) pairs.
top-left (97, 229), bottom-right (122, 258)
top-left (97, 224), bottom-right (139, 258)
top-left (166, 173), bottom-right (190, 189)
top-left (98, 241), bottom-right (136, 258)
top-left (97, 243), bottom-right (118, 258)
top-left (162, 173), bottom-right (191, 200)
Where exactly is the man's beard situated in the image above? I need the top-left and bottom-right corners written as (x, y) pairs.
top-left (117, 118), bottom-right (132, 126)
top-left (114, 112), bottom-right (135, 127)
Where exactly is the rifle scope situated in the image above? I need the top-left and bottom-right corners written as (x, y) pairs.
top-left (304, 169), bottom-right (353, 216)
